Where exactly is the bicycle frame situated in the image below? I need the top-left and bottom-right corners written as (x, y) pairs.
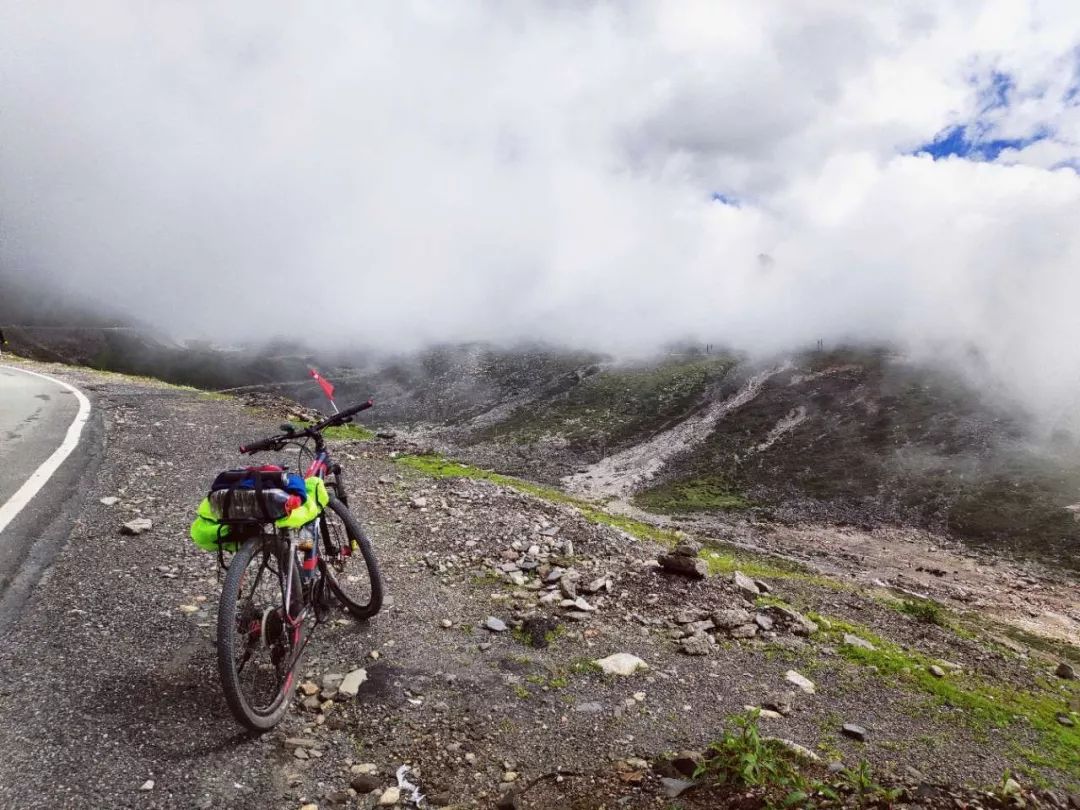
top-left (279, 433), bottom-right (350, 629)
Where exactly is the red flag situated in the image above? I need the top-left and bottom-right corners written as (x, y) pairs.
top-left (309, 368), bottom-right (335, 402)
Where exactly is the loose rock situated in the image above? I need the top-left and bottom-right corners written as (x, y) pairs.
top-left (484, 616), bottom-right (508, 633)
top-left (732, 571), bottom-right (760, 598)
top-left (660, 778), bottom-right (695, 799)
top-left (594, 653), bottom-right (649, 676)
top-left (841, 723), bottom-right (868, 741)
top-left (785, 670), bottom-right (816, 694)
top-left (121, 518), bottom-right (153, 535)
top-left (658, 553), bottom-right (708, 579)
top-left (712, 608), bottom-right (752, 629)
top-left (843, 633), bottom-right (876, 651)
top-left (337, 668), bottom-right (368, 699)
top-left (679, 635), bottom-right (711, 656)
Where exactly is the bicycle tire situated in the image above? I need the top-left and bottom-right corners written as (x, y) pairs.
top-left (318, 497), bottom-right (384, 620)
top-left (217, 534), bottom-right (303, 732)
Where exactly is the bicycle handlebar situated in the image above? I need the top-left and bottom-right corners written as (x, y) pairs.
top-left (239, 398), bottom-right (374, 454)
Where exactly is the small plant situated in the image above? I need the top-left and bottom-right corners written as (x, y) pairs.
top-left (898, 598), bottom-right (945, 625)
top-left (696, 711), bottom-right (822, 807)
top-left (838, 761), bottom-right (902, 805)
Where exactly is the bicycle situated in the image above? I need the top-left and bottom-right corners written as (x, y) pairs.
top-left (215, 399), bottom-right (385, 732)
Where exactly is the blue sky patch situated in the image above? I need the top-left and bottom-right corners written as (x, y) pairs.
top-left (917, 124), bottom-right (1048, 161)
top-left (710, 192), bottom-right (740, 206)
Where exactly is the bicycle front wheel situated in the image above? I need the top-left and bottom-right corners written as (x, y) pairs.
top-left (216, 534), bottom-right (303, 732)
top-left (318, 497), bottom-right (384, 620)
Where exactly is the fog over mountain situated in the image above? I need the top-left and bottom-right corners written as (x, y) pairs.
top-left (2, 2), bottom-right (1080, 427)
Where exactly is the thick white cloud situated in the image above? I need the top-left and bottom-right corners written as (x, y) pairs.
top-left (2, 1), bottom-right (1080, 423)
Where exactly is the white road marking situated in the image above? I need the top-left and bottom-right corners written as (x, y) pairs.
top-left (0, 367), bottom-right (92, 535)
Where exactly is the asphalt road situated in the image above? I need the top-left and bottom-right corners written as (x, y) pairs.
top-left (0, 364), bottom-right (97, 617)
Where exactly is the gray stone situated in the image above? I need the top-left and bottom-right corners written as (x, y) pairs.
top-left (1057, 713), bottom-right (1075, 727)
top-left (338, 668), bottom-right (368, 698)
top-left (672, 541), bottom-right (701, 557)
top-left (574, 701), bottom-right (604, 713)
top-left (785, 670), bottom-right (816, 694)
top-left (121, 518), bottom-right (153, 535)
top-left (680, 634), bottom-right (711, 656)
top-left (928, 665), bottom-right (946, 678)
top-left (764, 737), bottom-right (821, 764)
top-left (732, 571), bottom-right (760, 598)
top-left (841, 723), bottom-right (868, 741)
top-left (843, 633), bottom-right (876, 651)
top-left (99, 496), bottom-right (119, 506)
top-left (765, 605), bottom-right (818, 636)
top-left (684, 619), bottom-right (715, 635)
top-left (674, 609), bottom-right (708, 624)
top-left (485, 616), bottom-right (508, 632)
top-left (729, 623), bottom-right (758, 639)
top-left (754, 614), bottom-right (774, 631)
top-left (594, 653), bottom-right (649, 676)
top-left (659, 554), bottom-right (708, 579)
top-left (763, 691), bottom-right (794, 716)
top-left (660, 778), bottom-right (695, 799)
top-left (712, 608), bottom-right (752, 629)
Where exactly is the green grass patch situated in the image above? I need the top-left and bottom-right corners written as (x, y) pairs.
top-left (807, 612), bottom-right (1080, 781)
top-left (634, 474), bottom-right (750, 513)
top-left (295, 420), bottom-right (375, 441)
top-left (395, 453), bottom-right (681, 545)
top-left (895, 597), bottom-right (946, 626)
top-left (700, 547), bottom-right (845, 591)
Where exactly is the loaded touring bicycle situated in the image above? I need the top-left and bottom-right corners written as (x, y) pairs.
top-left (190, 399), bottom-right (384, 731)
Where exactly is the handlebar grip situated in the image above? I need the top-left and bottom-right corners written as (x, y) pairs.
top-left (337, 398), bottom-right (374, 420)
top-left (239, 436), bottom-right (279, 454)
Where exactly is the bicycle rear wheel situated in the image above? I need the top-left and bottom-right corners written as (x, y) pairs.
top-left (318, 497), bottom-right (384, 620)
top-left (217, 534), bottom-right (303, 732)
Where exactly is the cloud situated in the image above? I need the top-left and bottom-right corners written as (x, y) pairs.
top-left (2, 1), bottom-right (1080, 425)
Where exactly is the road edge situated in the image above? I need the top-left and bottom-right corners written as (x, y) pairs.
top-left (0, 365), bottom-right (92, 534)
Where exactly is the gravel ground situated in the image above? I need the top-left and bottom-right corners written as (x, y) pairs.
top-left (0, 361), bottom-right (1077, 810)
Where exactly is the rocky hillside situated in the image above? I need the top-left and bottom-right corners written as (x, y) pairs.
top-left (1, 358), bottom-right (1077, 809)
top-left (400, 348), bottom-right (1080, 573)
top-left (7, 320), bottom-right (1079, 569)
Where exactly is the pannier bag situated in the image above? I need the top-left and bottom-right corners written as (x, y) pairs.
top-left (189, 466), bottom-right (330, 552)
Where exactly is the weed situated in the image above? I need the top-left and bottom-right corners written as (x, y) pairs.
top-left (567, 657), bottom-right (602, 677)
top-left (511, 683), bottom-right (530, 700)
top-left (837, 761), bottom-right (903, 805)
top-left (896, 598), bottom-right (945, 626)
